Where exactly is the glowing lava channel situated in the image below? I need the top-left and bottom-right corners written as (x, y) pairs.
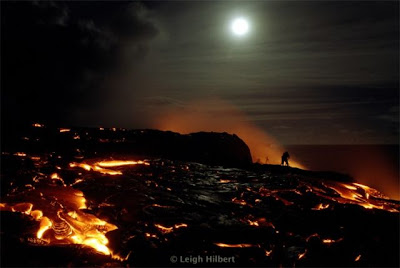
top-left (0, 185), bottom-right (129, 260)
top-left (69, 159), bottom-right (150, 176)
top-left (0, 159), bottom-right (150, 260)
top-left (321, 181), bottom-right (399, 212)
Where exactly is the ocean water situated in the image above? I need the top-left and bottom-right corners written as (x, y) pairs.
top-left (286, 144), bottom-right (400, 200)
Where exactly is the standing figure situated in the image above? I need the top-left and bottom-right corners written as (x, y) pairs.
top-left (281, 151), bottom-right (290, 166)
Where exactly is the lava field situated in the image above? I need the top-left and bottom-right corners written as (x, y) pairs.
top-left (1, 125), bottom-right (399, 267)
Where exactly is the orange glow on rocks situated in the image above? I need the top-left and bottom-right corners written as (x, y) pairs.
top-left (153, 98), bottom-right (305, 169)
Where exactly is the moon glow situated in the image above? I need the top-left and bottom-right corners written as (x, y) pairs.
top-left (231, 18), bottom-right (249, 36)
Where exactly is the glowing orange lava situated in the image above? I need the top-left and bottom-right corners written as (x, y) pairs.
top-left (154, 224), bottom-right (174, 234)
top-left (241, 217), bottom-right (275, 229)
top-left (154, 223), bottom-right (188, 234)
top-left (322, 238), bottom-right (343, 244)
top-left (50, 173), bottom-right (66, 186)
top-left (319, 181), bottom-right (399, 212)
top-left (312, 203), bottom-right (330, 210)
top-left (69, 159), bottom-right (149, 176)
top-left (174, 223), bottom-right (188, 229)
top-left (0, 158), bottom-right (151, 261)
top-left (232, 197), bottom-right (249, 206)
top-left (97, 160), bottom-right (150, 167)
top-left (298, 250), bottom-right (307, 259)
top-left (214, 243), bottom-right (258, 248)
top-left (0, 184), bottom-right (122, 259)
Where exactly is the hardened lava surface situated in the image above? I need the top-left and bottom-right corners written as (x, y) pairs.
top-left (1, 152), bottom-right (399, 267)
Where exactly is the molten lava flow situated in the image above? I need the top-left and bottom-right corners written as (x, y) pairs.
top-left (69, 163), bottom-right (92, 171)
top-left (50, 173), bottom-right (66, 186)
top-left (92, 166), bottom-right (123, 175)
top-left (174, 223), bottom-right (188, 229)
top-left (322, 238), bottom-right (343, 244)
top-left (71, 178), bottom-right (84, 186)
top-left (145, 233), bottom-right (158, 238)
top-left (37, 217), bottom-right (52, 239)
top-left (214, 243), bottom-right (258, 248)
top-left (1, 158), bottom-right (151, 261)
top-left (247, 219), bottom-right (259, 226)
top-left (97, 160), bottom-right (150, 167)
top-left (312, 203), bottom-right (330, 210)
top-left (154, 223), bottom-right (188, 234)
top-left (59, 128), bottom-right (71, 133)
top-left (31, 210), bottom-right (43, 220)
top-left (69, 159), bottom-right (150, 176)
top-left (298, 250), bottom-right (307, 260)
top-left (241, 217), bottom-right (275, 229)
top-left (319, 181), bottom-right (399, 212)
top-left (149, 204), bottom-right (173, 208)
top-left (154, 224), bottom-right (174, 234)
top-left (11, 202), bottom-right (33, 214)
top-left (0, 185), bottom-right (119, 258)
top-left (258, 187), bottom-right (294, 206)
top-left (232, 197), bottom-right (249, 206)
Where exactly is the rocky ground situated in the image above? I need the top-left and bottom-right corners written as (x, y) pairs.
top-left (1, 125), bottom-right (399, 267)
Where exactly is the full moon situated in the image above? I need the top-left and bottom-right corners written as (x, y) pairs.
top-left (231, 18), bottom-right (249, 36)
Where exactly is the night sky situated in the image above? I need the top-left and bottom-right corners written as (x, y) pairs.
top-left (2, 1), bottom-right (399, 144)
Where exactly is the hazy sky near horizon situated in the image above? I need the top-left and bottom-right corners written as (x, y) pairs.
top-left (2, 1), bottom-right (399, 144)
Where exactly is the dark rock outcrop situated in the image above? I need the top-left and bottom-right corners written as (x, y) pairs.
top-left (2, 126), bottom-right (253, 168)
top-left (88, 130), bottom-right (253, 167)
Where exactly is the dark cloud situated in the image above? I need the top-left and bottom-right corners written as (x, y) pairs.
top-left (1, 1), bottom-right (398, 144)
top-left (1, 1), bottom-right (158, 126)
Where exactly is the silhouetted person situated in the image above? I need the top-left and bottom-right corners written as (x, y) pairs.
top-left (281, 151), bottom-right (290, 166)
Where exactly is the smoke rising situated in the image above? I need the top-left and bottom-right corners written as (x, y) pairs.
top-left (152, 98), bottom-right (305, 169)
